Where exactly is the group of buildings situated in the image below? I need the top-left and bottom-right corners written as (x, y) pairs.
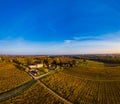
top-left (28, 64), bottom-right (43, 76)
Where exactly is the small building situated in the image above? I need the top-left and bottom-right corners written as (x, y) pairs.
top-left (29, 69), bottom-right (38, 76)
top-left (49, 65), bottom-right (57, 70)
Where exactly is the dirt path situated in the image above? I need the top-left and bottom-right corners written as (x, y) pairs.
top-left (38, 80), bottom-right (73, 104)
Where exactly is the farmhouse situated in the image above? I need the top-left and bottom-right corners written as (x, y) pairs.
top-left (28, 65), bottom-right (36, 69)
top-left (28, 63), bottom-right (43, 69)
top-left (36, 64), bottom-right (43, 68)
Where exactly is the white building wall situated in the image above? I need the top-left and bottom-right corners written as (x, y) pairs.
top-left (36, 64), bottom-right (43, 68)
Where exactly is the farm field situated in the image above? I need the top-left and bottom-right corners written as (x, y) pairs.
top-left (2, 82), bottom-right (65, 104)
top-left (0, 62), bottom-right (32, 93)
top-left (0, 57), bottom-right (120, 104)
top-left (41, 72), bottom-right (120, 104)
top-left (64, 60), bottom-right (120, 80)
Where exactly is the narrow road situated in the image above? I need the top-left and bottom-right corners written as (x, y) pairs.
top-left (38, 80), bottom-right (73, 104)
top-left (0, 70), bottom-right (72, 104)
top-left (0, 80), bottom-right (36, 102)
top-left (29, 71), bottom-right (55, 80)
top-left (30, 70), bottom-right (72, 104)
top-left (0, 71), bottom-right (55, 102)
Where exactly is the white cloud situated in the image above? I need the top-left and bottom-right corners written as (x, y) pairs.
top-left (64, 40), bottom-right (72, 44)
top-left (0, 31), bottom-right (120, 55)
top-left (73, 31), bottom-right (120, 42)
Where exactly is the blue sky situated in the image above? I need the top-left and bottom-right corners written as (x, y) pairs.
top-left (0, 0), bottom-right (120, 55)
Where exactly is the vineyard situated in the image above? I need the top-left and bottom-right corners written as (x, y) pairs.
top-left (41, 72), bottom-right (120, 104)
top-left (0, 62), bottom-right (32, 93)
top-left (2, 82), bottom-right (65, 104)
top-left (64, 60), bottom-right (120, 80)
top-left (0, 56), bottom-right (120, 104)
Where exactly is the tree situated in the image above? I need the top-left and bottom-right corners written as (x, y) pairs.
top-left (51, 60), bottom-right (57, 66)
top-left (43, 59), bottom-right (49, 68)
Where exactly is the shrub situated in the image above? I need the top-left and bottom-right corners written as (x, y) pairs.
top-left (43, 68), bottom-right (49, 73)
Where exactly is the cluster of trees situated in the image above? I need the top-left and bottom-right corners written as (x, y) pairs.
top-left (0, 55), bottom-right (86, 71)
top-left (0, 56), bottom-right (13, 62)
top-left (43, 57), bottom-right (77, 69)
top-left (88, 55), bottom-right (120, 64)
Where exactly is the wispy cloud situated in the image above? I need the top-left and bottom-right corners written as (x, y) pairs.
top-left (73, 31), bottom-right (120, 42)
top-left (62, 31), bottom-right (120, 54)
top-left (0, 31), bottom-right (120, 55)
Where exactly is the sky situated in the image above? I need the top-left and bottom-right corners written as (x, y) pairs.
top-left (0, 0), bottom-right (120, 55)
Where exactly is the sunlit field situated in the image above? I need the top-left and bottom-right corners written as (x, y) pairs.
top-left (41, 72), bottom-right (120, 104)
top-left (0, 56), bottom-right (120, 104)
top-left (64, 60), bottom-right (120, 80)
top-left (0, 62), bottom-right (32, 93)
top-left (2, 82), bottom-right (65, 104)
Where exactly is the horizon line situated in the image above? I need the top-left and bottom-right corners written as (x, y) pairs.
top-left (0, 53), bottom-right (120, 56)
